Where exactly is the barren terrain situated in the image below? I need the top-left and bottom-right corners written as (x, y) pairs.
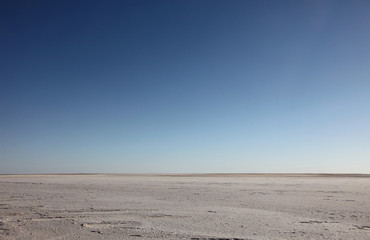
top-left (0, 174), bottom-right (369, 239)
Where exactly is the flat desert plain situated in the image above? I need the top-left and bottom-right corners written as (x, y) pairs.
top-left (0, 174), bottom-right (369, 239)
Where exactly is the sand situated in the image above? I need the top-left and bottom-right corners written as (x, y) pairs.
top-left (0, 174), bottom-right (369, 239)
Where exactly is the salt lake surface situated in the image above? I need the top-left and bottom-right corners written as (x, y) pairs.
top-left (0, 174), bottom-right (369, 239)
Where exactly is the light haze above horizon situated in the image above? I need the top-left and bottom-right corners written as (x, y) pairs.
top-left (1, 0), bottom-right (370, 174)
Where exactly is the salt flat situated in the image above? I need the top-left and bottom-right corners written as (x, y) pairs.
top-left (0, 174), bottom-right (369, 239)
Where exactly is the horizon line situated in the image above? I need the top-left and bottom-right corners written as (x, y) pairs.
top-left (1, 173), bottom-right (370, 178)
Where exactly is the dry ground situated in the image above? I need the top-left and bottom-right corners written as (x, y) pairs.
top-left (0, 174), bottom-right (369, 239)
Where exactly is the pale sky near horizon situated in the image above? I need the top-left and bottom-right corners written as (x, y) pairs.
top-left (1, 0), bottom-right (370, 174)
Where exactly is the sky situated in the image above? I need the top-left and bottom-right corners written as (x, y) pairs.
top-left (1, 0), bottom-right (370, 174)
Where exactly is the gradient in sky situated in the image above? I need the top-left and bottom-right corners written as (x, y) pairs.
top-left (1, 0), bottom-right (370, 174)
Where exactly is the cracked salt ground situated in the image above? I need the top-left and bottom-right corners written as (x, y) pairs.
top-left (0, 174), bottom-right (369, 239)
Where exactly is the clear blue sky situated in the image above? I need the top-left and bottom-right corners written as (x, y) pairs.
top-left (1, 0), bottom-right (370, 174)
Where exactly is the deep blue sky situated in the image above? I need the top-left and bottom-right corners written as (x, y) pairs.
top-left (1, 0), bottom-right (370, 173)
